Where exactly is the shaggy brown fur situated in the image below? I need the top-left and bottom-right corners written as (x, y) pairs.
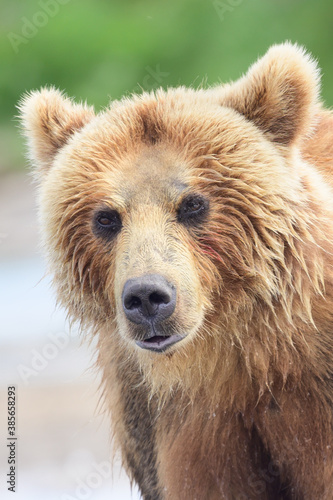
top-left (20, 43), bottom-right (333, 499)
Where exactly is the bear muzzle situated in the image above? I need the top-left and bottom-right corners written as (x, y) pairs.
top-left (122, 274), bottom-right (184, 352)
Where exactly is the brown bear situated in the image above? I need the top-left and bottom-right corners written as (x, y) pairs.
top-left (20, 43), bottom-right (333, 499)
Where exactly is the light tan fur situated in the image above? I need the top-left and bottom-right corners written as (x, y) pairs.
top-left (19, 43), bottom-right (333, 499)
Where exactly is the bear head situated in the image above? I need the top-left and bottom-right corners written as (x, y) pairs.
top-left (19, 43), bottom-right (323, 394)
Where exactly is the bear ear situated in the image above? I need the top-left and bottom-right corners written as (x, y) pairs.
top-left (221, 43), bottom-right (320, 146)
top-left (18, 87), bottom-right (95, 175)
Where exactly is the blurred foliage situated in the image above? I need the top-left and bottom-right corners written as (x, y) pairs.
top-left (1, 0), bottom-right (333, 171)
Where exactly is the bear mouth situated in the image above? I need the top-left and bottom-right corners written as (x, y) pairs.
top-left (135, 334), bottom-right (184, 353)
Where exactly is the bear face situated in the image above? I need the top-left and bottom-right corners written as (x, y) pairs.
top-left (19, 43), bottom-right (327, 393)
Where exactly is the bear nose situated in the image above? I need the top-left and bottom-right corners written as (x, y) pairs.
top-left (122, 274), bottom-right (176, 325)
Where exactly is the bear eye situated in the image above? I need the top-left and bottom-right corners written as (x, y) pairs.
top-left (177, 194), bottom-right (209, 225)
top-left (93, 209), bottom-right (122, 238)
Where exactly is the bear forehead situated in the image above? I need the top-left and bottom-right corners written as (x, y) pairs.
top-left (58, 98), bottom-right (260, 193)
top-left (50, 91), bottom-right (289, 212)
top-left (53, 138), bottom-right (195, 212)
top-left (91, 146), bottom-right (191, 208)
top-left (74, 90), bottom-right (257, 166)
top-left (105, 146), bottom-right (191, 205)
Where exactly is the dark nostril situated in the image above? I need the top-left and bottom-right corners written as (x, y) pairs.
top-left (149, 291), bottom-right (170, 306)
top-left (125, 295), bottom-right (142, 310)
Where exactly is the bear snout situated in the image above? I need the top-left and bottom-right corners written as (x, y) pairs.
top-left (122, 274), bottom-right (184, 352)
top-left (122, 274), bottom-right (176, 324)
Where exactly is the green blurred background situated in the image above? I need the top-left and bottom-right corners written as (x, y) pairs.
top-left (1, 0), bottom-right (333, 173)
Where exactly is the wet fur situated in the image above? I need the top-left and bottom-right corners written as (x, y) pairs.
top-left (20, 43), bottom-right (333, 498)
